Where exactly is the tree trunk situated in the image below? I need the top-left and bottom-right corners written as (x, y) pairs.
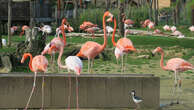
top-left (57, 0), bottom-right (61, 26)
top-left (73, 0), bottom-right (78, 19)
top-left (60, 0), bottom-right (64, 19)
top-left (192, 8), bottom-right (194, 25)
top-left (8, 0), bottom-right (12, 47)
top-left (154, 0), bottom-right (158, 25)
top-left (105, 0), bottom-right (111, 11)
top-left (148, 0), bottom-right (153, 20)
top-left (16, 28), bottom-right (46, 56)
top-left (30, 0), bottom-right (35, 28)
top-left (118, 0), bottom-right (124, 37)
top-left (94, 0), bottom-right (96, 7)
top-left (175, 1), bottom-right (181, 25)
top-left (173, 9), bottom-right (176, 25)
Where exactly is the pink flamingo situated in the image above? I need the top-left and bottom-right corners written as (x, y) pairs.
top-left (84, 26), bottom-right (100, 38)
top-left (122, 13), bottom-right (134, 29)
top-left (41, 19), bottom-right (71, 72)
top-left (189, 26), bottom-right (194, 32)
top-left (163, 25), bottom-right (171, 31)
top-left (141, 19), bottom-right (151, 28)
top-left (152, 47), bottom-right (194, 104)
top-left (21, 53), bottom-right (48, 110)
top-left (11, 26), bottom-right (18, 35)
top-left (112, 18), bottom-right (136, 72)
top-left (171, 26), bottom-right (176, 32)
top-left (76, 11), bottom-right (113, 73)
top-left (147, 21), bottom-right (155, 32)
top-left (19, 25), bottom-right (29, 37)
top-left (80, 21), bottom-right (97, 30)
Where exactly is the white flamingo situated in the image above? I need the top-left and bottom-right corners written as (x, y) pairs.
top-left (163, 25), bottom-right (170, 31)
top-left (189, 26), bottom-right (194, 32)
top-left (2, 39), bottom-right (6, 46)
top-left (106, 26), bottom-right (113, 36)
top-left (171, 30), bottom-right (182, 36)
top-left (171, 26), bottom-right (176, 32)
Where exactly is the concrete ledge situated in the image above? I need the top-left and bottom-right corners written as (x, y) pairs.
top-left (0, 73), bottom-right (160, 109)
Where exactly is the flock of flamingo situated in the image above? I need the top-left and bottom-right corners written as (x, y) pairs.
top-left (2, 11), bottom-right (194, 109)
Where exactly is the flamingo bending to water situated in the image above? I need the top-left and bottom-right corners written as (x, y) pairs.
top-left (21, 53), bottom-right (48, 110)
top-left (122, 13), bottom-right (134, 29)
top-left (152, 47), bottom-right (194, 104)
top-left (19, 25), bottom-right (29, 37)
top-left (76, 11), bottom-right (113, 73)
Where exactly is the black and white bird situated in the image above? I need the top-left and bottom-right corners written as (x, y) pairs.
top-left (130, 90), bottom-right (143, 109)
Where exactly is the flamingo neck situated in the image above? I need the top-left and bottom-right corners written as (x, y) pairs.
top-left (111, 18), bottom-right (117, 47)
top-left (100, 13), bottom-right (108, 51)
top-left (25, 53), bottom-right (34, 72)
top-left (57, 46), bottom-right (67, 69)
top-left (160, 51), bottom-right (167, 70)
top-left (61, 26), bottom-right (66, 46)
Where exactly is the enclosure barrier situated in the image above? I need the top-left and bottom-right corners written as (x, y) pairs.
top-left (0, 73), bottom-right (160, 109)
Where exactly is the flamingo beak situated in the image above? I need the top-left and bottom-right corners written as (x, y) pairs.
top-left (107, 13), bottom-right (114, 22)
top-left (151, 49), bottom-right (157, 57)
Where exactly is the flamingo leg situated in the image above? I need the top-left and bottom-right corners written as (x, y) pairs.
top-left (50, 54), bottom-right (54, 72)
top-left (176, 72), bottom-right (182, 104)
top-left (92, 33), bottom-right (95, 39)
top-left (76, 75), bottom-right (79, 110)
top-left (41, 73), bottom-right (45, 110)
top-left (68, 75), bottom-right (71, 110)
top-left (171, 71), bottom-right (178, 104)
top-left (24, 72), bottom-right (37, 110)
top-left (88, 59), bottom-right (91, 73)
top-left (91, 59), bottom-right (94, 73)
top-left (121, 55), bottom-right (124, 73)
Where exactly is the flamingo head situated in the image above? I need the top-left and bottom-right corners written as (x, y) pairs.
top-left (152, 47), bottom-right (163, 56)
top-left (126, 46), bottom-right (136, 52)
top-left (105, 11), bottom-right (114, 22)
top-left (21, 53), bottom-right (30, 63)
top-left (22, 25), bottom-right (29, 31)
top-left (62, 18), bottom-right (68, 25)
top-left (12, 26), bottom-right (18, 31)
top-left (67, 25), bottom-right (74, 32)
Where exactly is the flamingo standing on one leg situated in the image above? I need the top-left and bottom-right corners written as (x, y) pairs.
top-left (112, 18), bottom-right (136, 73)
top-left (76, 11), bottom-right (113, 73)
top-left (152, 47), bottom-right (194, 104)
top-left (19, 25), bottom-right (29, 37)
top-left (21, 53), bottom-right (48, 110)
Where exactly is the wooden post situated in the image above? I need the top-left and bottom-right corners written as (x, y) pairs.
top-left (154, 0), bottom-right (158, 25)
top-left (73, 0), bottom-right (78, 19)
top-left (8, 0), bottom-right (12, 47)
top-left (118, 0), bottom-right (124, 37)
top-left (148, 0), bottom-right (153, 21)
top-left (30, 0), bottom-right (35, 28)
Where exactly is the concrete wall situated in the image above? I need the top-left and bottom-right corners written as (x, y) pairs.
top-left (0, 73), bottom-right (160, 109)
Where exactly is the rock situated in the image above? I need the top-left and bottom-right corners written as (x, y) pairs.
top-left (0, 55), bottom-right (12, 73)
